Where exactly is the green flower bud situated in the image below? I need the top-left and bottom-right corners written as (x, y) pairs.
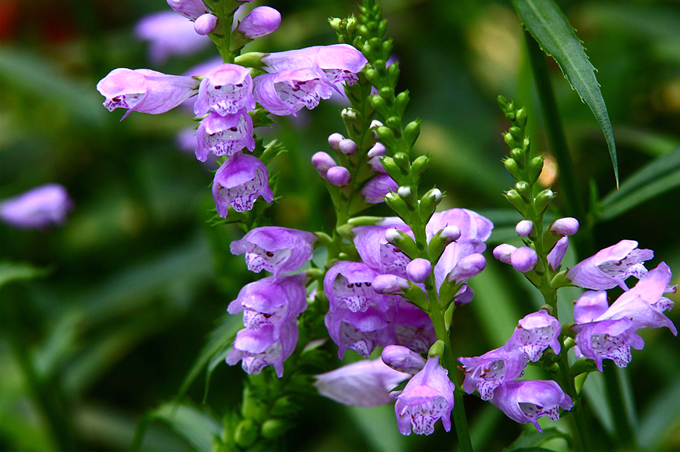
top-left (509, 126), bottom-right (522, 140)
top-left (234, 52), bottom-right (266, 69)
top-left (510, 147), bottom-right (524, 165)
top-left (503, 132), bottom-right (518, 149)
top-left (386, 116), bottom-right (401, 131)
top-left (395, 91), bottom-right (409, 117)
top-left (385, 228), bottom-right (420, 259)
top-left (380, 156), bottom-right (403, 181)
top-left (516, 107), bottom-right (527, 128)
top-left (364, 68), bottom-right (380, 87)
top-left (528, 156), bottom-right (544, 184)
top-left (328, 17), bottom-right (342, 32)
top-left (379, 86), bottom-right (392, 99)
top-left (411, 154), bottom-right (430, 177)
top-left (384, 192), bottom-right (410, 219)
top-left (369, 94), bottom-right (388, 116)
top-left (534, 189), bottom-right (555, 213)
top-left (393, 152), bottom-right (410, 171)
top-left (376, 126), bottom-right (396, 147)
top-left (235, 420), bottom-right (258, 448)
top-left (242, 387), bottom-right (266, 421)
top-left (514, 181), bottom-right (531, 199)
top-left (271, 396), bottom-right (297, 416)
top-left (428, 340), bottom-right (445, 358)
top-left (261, 419), bottom-right (289, 439)
top-left (503, 158), bottom-right (523, 180)
top-left (420, 188), bottom-right (442, 218)
top-left (387, 61), bottom-right (400, 86)
top-left (404, 119), bottom-right (421, 147)
top-left (346, 16), bottom-right (357, 32)
top-left (504, 189), bottom-right (527, 215)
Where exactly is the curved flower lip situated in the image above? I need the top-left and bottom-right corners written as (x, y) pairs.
top-left (510, 310), bottom-right (561, 361)
top-left (194, 63), bottom-right (255, 116)
top-left (314, 359), bottom-right (409, 407)
top-left (353, 224), bottom-right (412, 276)
top-left (253, 68), bottom-right (335, 116)
top-left (212, 153), bottom-right (273, 218)
top-left (458, 346), bottom-right (528, 401)
top-left (573, 291), bottom-right (609, 324)
top-left (0, 184), bottom-right (73, 229)
top-left (426, 209), bottom-right (494, 243)
top-left (566, 239), bottom-right (653, 291)
top-left (323, 261), bottom-right (387, 312)
top-left (324, 305), bottom-right (391, 359)
top-left (196, 110), bottom-right (255, 162)
top-left (261, 44), bottom-right (367, 76)
top-left (573, 318), bottom-right (645, 371)
top-left (362, 174), bottom-right (398, 204)
top-left (97, 68), bottom-right (199, 119)
top-left (166, 0), bottom-right (208, 20)
top-left (227, 274), bottom-right (307, 327)
top-left (226, 321), bottom-right (298, 378)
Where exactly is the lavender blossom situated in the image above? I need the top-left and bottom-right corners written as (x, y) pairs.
top-left (193, 13), bottom-right (218, 35)
top-left (324, 261), bottom-right (387, 312)
top-left (382, 345), bottom-right (426, 375)
top-left (166, 0), bottom-right (208, 20)
top-left (362, 174), bottom-right (398, 204)
top-left (391, 299), bottom-right (437, 354)
top-left (515, 220), bottom-right (533, 237)
top-left (459, 346), bottom-right (528, 401)
top-left (510, 246), bottom-right (538, 273)
top-left (394, 356), bottom-right (454, 436)
top-left (547, 236), bottom-right (569, 271)
top-left (230, 226), bottom-right (316, 276)
top-left (253, 68), bottom-right (335, 116)
top-left (326, 166), bottom-right (351, 186)
top-left (134, 12), bottom-right (210, 64)
top-left (550, 217), bottom-right (579, 236)
top-left (566, 240), bottom-right (653, 290)
top-left (212, 153), bottom-right (273, 217)
top-left (227, 274), bottom-right (307, 331)
top-left (196, 110), bottom-right (255, 162)
top-left (573, 318), bottom-right (644, 371)
top-left (324, 306), bottom-right (391, 358)
top-left (490, 381), bottom-right (573, 432)
top-left (315, 359), bottom-right (409, 407)
top-left (445, 253), bottom-right (486, 284)
top-left (509, 311), bottom-right (561, 362)
top-left (311, 152), bottom-right (336, 177)
top-left (0, 184), bottom-right (72, 229)
top-left (97, 68), bottom-right (199, 118)
top-left (327, 133), bottom-right (344, 150)
top-left (353, 222), bottom-right (411, 277)
top-left (194, 64), bottom-right (256, 117)
top-left (226, 321), bottom-right (298, 378)
top-left (238, 6), bottom-right (281, 39)
top-left (493, 244), bottom-right (516, 265)
top-left (406, 258), bottom-right (432, 283)
top-left (372, 275), bottom-right (410, 295)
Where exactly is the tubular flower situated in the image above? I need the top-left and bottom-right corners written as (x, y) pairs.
top-left (324, 306), bottom-right (391, 359)
top-left (382, 345), bottom-right (426, 375)
top-left (566, 240), bottom-right (653, 290)
top-left (314, 359), bottom-right (409, 407)
top-left (391, 299), bottom-right (437, 354)
top-left (212, 153), bottom-right (273, 217)
top-left (459, 346), bottom-right (528, 401)
top-left (324, 261), bottom-right (388, 313)
top-left (166, 0), bottom-right (208, 20)
top-left (238, 6), bottom-right (281, 39)
top-left (195, 109), bottom-right (255, 162)
top-left (547, 236), bottom-right (569, 271)
top-left (226, 321), bottom-right (298, 378)
top-left (97, 68), bottom-right (199, 118)
top-left (361, 174), bottom-right (399, 204)
top-left (509, 311), bottom-right (561, 362)
top-left (253, 68), bottom-right (335, 116)
top-left (0, 184), bottom-right (72, 229)
top-left (394, 356), bottom-right (454, 436)
top-left (573, 318), bottom-right (644, 371)
top-left (194, 64), bottom-right (256, 116)
top-left (490, 380), bottom-right (573, 432)
top-left (227, 274), bottom-right (307, 332)
top-left (230, 226), bottom-right (317, 276)
top-left (353, 222), bottom-right (412, 277)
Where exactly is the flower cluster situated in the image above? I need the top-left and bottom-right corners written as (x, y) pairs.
top-left (225, 227), bottom-right (317, 377)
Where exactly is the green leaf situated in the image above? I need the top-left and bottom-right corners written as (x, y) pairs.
top-left (598, 149), bottom-right (680, 221)
top-left (504, 427), bottom-right (570, 451)
top-left (0, 261), bottom-right (50, 288)
top-left (639, 379), bottom-right (680, 450)
top-left (513, 0), bottom-right (619, 184)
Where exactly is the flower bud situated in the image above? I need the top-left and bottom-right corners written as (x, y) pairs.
top-left (382, 345), bottom-right (426, 375)
top-left (328, 133), bottom-right (344, 150)
top-left (238, 6), bottom-right (282, 39)
top-left (342, 108), bottom-right (359, 121)
top-left (447, 253), bottom-right (486, 283)
top-left (515, 181), bottom-right (531, 199)
top-left (397, 186), bottom-right (412, 199)
top-left (504, 189), bottom-right (526, 215)
top-left (411, 155), bottom-right (430, 176)
top-left (420, 188), bottom-right (442, 217)
top-left (534, 189), bottom-right (554, 213)
top-left (493, 243), bottom-right (517, 264)
top-left (385, 228), bottom-right (402, 243)
top-left (404, 119), bottom-right (421, 146)
top-left (510, 246), bottom-right (538, 273)
top-left (312, 152), bottom-right (336, 175)
top-left (326, 166), bottom-right (350, 186)
top-left (510, 147), bottom-right (524, 163)
top-left (372, 274), bottom-right (410, 294)
top-left (406, 258), bottom-right (432, 283)
top-left (367, 142), bottom-right (386, 158)
top-left (235, 420), bottom-right (257, 448)
top-left (550, 217), bottom-right (579, 236)
top-left (503, 158), bottom-right (522, 180)
top-left (338, 138), bottom-right (357, 155)
top-left (515, 220), bottom-right (533, 237)
top-left (528, 156), bottom-right (544, 183)
top-left (441, 225), bottom-right (462, 242)
top-left (261, 419), bottom-right (288, 439)
top-left (193, 13), bottom-right (217, 35)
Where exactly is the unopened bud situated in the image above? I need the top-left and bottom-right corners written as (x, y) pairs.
top-left (447, 253), bottom-right (486, 283)
top-left (235, 420), bottom-right (257, 448)
top-left (504, 189), bottom-right (526, 214)
top-left (397, 186), bottom-right (412, 199)
top-left (238, 6), bottom-right (281, 39)
top-left (515, 220), bottom-right (533, 237)
top-left (372, 274), bottom-right (410, 294)
top-left (367, 143), bottom-right (386, 158)
top-left (528, 156), bottom-right (544, 183)
top-left (411, 155), bottom-right (430, 176)
top-left (261, 419), bottom-right (288, 439)
top-left (326, 166), bottom-right (350, 186)
top-left (328, 133), bottom-right (344, 150)
top-left (381, 345), bottom-right (425, 375)
top-left (510, 246), bottom-right (538, 273)
top-left (341, 108), bottom-right (359, 121)
top-left (338, 138), bottom-right (357, 155)
top-left (406, 258), bottom-right (431, 283)
top-left (534, 189), bottom-right (555, 213)
top-left (194, 13), bottom-right (218, 35)
top-left (550, 217), bottom-right (579, 236)
top-left (515, 181), bottom-right (531, 199)
top-left (312, 152), bottom-right (336, 175)
top-left (493, 243), bottom-right (517, 264)
top-left (503, 158), bottom-right (522, 180)
top-left (441, 225), bottom-right (461, 242)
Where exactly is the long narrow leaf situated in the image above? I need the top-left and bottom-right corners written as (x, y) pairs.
top-left (514, 0), bottom-right (619, 184)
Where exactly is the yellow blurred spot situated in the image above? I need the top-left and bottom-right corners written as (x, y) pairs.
top-left (538, 154), bottom-right (558, 188)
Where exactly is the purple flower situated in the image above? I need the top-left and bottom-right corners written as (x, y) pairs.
top-left (515, 220), bottom-right (533, 237)
top-left (566, 240), bottom-right (653, 290)
top-left (573, 318), bottom-right (644, 371)
top-left (261, 44), bottom-right (368, 89)
top-left (327, 133), bottom-right (344, 150)
top-left (550, 217), bottom-right (579, 236)
top-left (230, 226), bottom-right (316, 276)
top-left (459, 346), bottom-right (528, 401)
top-left (445, 253), bottom-right (486, 284)
top-left (326, 166), bottom-right (351, 186)
top-left (196, 110), bottom-right (255, 162)
top-left (361, 174), bottom-right (398, 204)
top-left (134, 12), bottom-right (210, 64)
top-left (490, 380), bottom-right (573, 432)
top-left (547, 236), bottom-right (569, 271)
top-left (212, 153), bottom-right (273, 217)
top-left (382, 345), bottom-right (426, 375)
top-left (194, 64), bottom-right (256, 117)
top-left (194, 13), bottom-right (218, 35)
top-left (324, 261), bottom-right (388, 312)
top-left (226, 321), bottom-right (298, 378)
top-left (509, 311), bottom-right (561, 362)
top-left (315, 359), bottom-right (409, 407)
top-left (353, 223), bottom-right (412, 277)
top-left (391, 299), bottom-right (437, 354)
top-left (395, 356), bottom-right (454, 436)
top-left (406, 258), bottom-right (432, 283)
top-left (97, 68), bottom-right (199, 118)
top-left (426, 208), bottom-right (494, 243)
top-left (573, 290), bottom-right (609, 324)
top-left (0, 184), bottom-right (72, 229)
top-left (372, 275), bottom-right (410, 295)
top-left (493, 244), bottom-right (517, 264)
top-left (227, 274), bottom-right (307, 331)
top-left (253, 68), bottom-right (335, 116)
top-left (324, 306), bottom-right (391, 358)
top-left (238, 6), bottom-right (281, 39)
top-left (311, 151), bottom-right (336, 177)
top-left (166, 0), bottom-right (208, 20)
top-left (510, 246), bottom-right (538, 273)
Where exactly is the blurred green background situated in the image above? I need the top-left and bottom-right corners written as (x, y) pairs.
top-left (1, 0), bottom-right (679, 450)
